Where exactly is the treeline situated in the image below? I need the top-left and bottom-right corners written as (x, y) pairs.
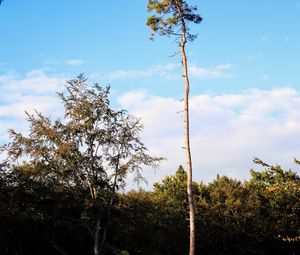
top-left (0, 162), bottom-right (299, 255)
top-left (0, 76), bottom-right (299, 254)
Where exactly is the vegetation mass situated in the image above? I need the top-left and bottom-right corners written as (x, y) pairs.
top-left (0, 76), bottom-right (299, 255)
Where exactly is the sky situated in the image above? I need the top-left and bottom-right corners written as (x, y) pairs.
top-left (1, 0), bottom-right (300, 188)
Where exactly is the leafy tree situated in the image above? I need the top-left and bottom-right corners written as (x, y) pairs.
top-left (200, 176), bottom-right (260, 254)
top-left (2, 158), bottom-right (300, 254)
top-left (1, 75), bottom-right (161, 255)
top-left (251, 158), bottom-right (300, 254)
top-left (113, 167), bottom-right (191, 255)
top-left (111, 190), bottom-right (164, 254)
top-left (0, 168), bottom-right (90, 255)
top-left (154, 165), bottom-right (187, 209)
top-left (146, 2), bottom-right (202, 254)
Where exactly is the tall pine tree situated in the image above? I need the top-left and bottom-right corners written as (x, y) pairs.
top-left (147, 1), bottom-right (202, 254)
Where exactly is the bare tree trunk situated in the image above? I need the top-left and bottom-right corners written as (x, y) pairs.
top-left (45, 235), bottom-right (68, 255)
top-left (97, 162), bottom-right (119, 255)
top-left (99, 192), bottom-right (115, 250)
top-left (175, 0), bottom-right (196, 255)
top-left (50, 240), bottom-right (69, 255)
top-left (181, 41), bottom-right (196, 255)
top-left (93, 217), bottom-right (101, 255)
top-left (176, 2), bottom-right (196, 251)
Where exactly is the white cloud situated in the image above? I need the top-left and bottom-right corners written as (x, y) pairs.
top-left (65, 59), bottom-right (85, 66)
top-left (189, 64), bottom-right (233, 79)
top-left (107, 64), bottom-right (178, 80)
top-left (108, 69), bottom-right (152, 80)
top-left (108, 63), bottom-right (233, 81)
top-left (0, 69), bottom-right (65, 97)
top-left (2, 69), bottom-right (299, 189)
top-left (0, 95), bottom-right (62, 119)
top-left (0, 70), bottom-right (65, 143)
top-left (119, 87), bottom-right (300, 187)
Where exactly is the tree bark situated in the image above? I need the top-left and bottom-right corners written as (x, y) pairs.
top-left (93, 217), bottom-right (101, 255)
top-left (181, 41), bottom-right (196, 255)
top-left (98, 160), bottom-right (119, 254)
top-left (175, 1), bottom-right (196, 254)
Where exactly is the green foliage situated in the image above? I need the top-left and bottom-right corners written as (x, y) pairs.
top-left (0, 166), bottom-right (91, 255)
top-left (250, 158), bottom-right (300, 250)
top-left (111, 164), bottom-right (299, 255)
top-left (251, 158), bottom-right (300, 186)
top-left (154, 165), bottom-right (187, 201)
top-left (146, 0), bottom-right (202, 41)
top-left (1, 160), bottom-right (300, 254)
top-left (199, 176), bottom-right (261, 254)
top-left (110, 189), bottom-right (189, 254)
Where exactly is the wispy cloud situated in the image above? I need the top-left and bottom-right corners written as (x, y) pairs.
top-left (189, 64), bottom-right (233, 79)
top-left (108, 63), bottom-right (233, 81)
top-left (65, 59), bottom-right (85, 66)
top-left (107, 64), bottom-right (178, 80)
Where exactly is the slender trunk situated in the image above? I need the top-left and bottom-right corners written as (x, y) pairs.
top-left (46, 235), bottom-right (68, 255)
top-left (100, 191), bottom-right (115, 249)
top-left (50, 241), bottom-right (68, 255)
top-left (93, 217), bottom-right (101, 255)
top-left (181, 41), bottom-right (196, 255)
top-left (175, 1), bottom-right (196, 253)
top-left (99, 160), bottom-right (119, 253)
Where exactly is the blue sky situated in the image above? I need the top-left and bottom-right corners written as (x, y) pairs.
top-left (1, 0), bottom-right (300, 94)
top-left (1, 1), bottom-right (300, 187)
